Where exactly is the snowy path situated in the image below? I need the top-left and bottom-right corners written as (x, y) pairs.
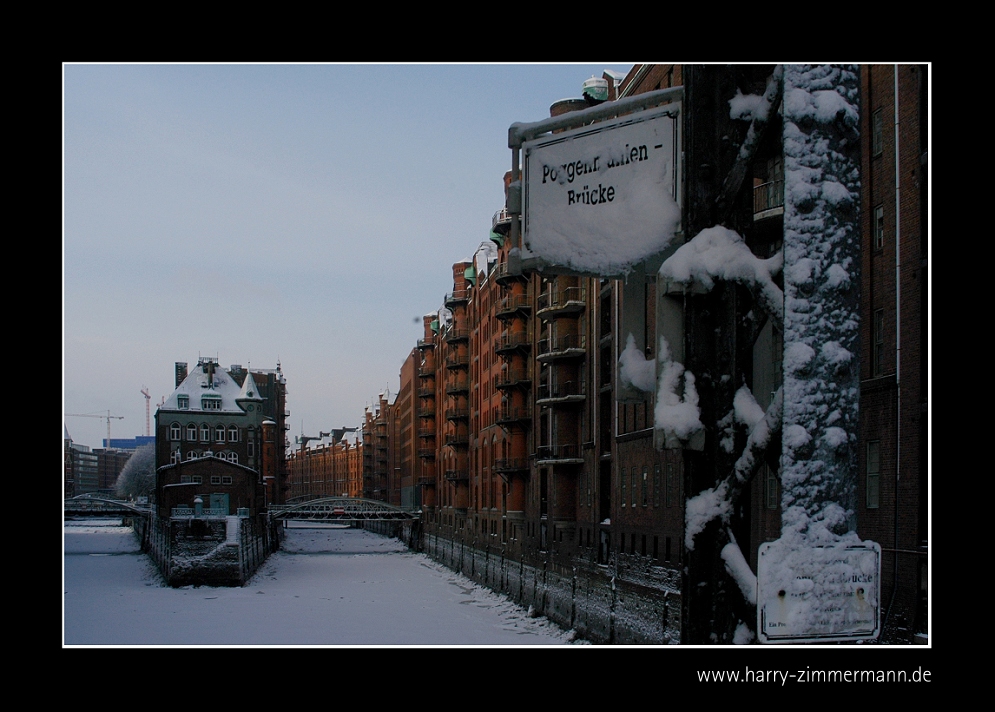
top-left (64, 521), bottom-right (575, 646)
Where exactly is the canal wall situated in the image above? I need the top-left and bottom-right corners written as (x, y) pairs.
top-left (133, 514), bottom-right (281, 587)
top-left (367, 520), bottom-right (681, 644)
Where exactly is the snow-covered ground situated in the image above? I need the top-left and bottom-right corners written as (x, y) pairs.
top-left (63, 520), bottom-right (578, 646)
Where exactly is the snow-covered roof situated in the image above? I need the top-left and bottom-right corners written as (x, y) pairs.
top-left (238, 371), bottom-right (263, 402)
top-left (160, 362), bottom-right (248, 414)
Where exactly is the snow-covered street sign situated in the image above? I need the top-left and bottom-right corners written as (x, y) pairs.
top-left (521, 102), bottom-right (682, 276)
top-left (757, 541), bottom-right (881, 643)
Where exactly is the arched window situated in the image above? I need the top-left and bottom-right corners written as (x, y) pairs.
top-left (186, 424), bottom-right (197, 441)
top-left (170, 422), bottom-right (181, 441)
top-left (186, 450), bottom-right (197, 461)
top-left (200, 424), bottom-right (210, 442)
top-left (215, 425), bottom-right (225, 442)
top-left (228, 426), bottom-right (239, 442)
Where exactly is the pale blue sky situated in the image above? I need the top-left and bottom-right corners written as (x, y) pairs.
top-left (63, 62), bottom-right (635, 449)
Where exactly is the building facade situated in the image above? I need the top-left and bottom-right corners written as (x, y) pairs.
top-left (324, 64), bottom-right (929, 644)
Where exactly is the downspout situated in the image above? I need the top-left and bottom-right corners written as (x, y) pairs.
top-left (886, 63), bottom-right (903, 630)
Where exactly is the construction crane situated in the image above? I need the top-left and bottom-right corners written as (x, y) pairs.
top-left (66, 410), bottom-right (124, 447)
top-left (140, 387), bottom-right (151, 437)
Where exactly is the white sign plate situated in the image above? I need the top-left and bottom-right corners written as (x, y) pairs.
top-left (522, 102), bottom-right (681, 276)
top-left (757, 540), bottom-right (881, 643)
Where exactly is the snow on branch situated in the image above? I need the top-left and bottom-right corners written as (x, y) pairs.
top-left (658, 226), bottom-right (783, 326)
top-left (685, 386), bottom-right (783, 551)
top-left (732, 387), bottom-right (782, 486)
top-left (618, 333), bottom-right (656, 392)
top-left (654, 334), bottom-right (704, 447)
top-left (721, 533), bottom-right (757, 606)
top-left (685, 481), bottom-right (731, 551)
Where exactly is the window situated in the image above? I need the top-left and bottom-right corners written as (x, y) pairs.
top-left (211, 475), bottom-right (221, 485)
top-left (200, 424), bottom-right (210, 442)
top-left (872, 109), bottom-right (883, 156)
top-left (215, 425), bottom-right (225, 442)
top-left (222, 476), bottom-right (233, 485)
top-left (228, 426), bottom-right (238, 442)
top-left (631, 469), bottom-right (638, 507)
top-left (666, 463), bottom-right (675, 507)
top-left (765, 464), bottom-right (779, 509)
top-left (866, 440), bottom-right (880, 509)
top-left (186, 424), bottom-right (197, 441)
top-left (169, 422), bottom-right (181, 441)
top-left (180, 474), bottom-right (191, 483)
top-left (192, 475), bottom-right (202, 484)
top-left (874, 205), bottom-right (885, 250)
top-left (202, 396), bottom-right (222, 410)
top-left (653, 464), bottom-right (661, 507)
top-left (170, 449), bottom-right (181, 464)
top-left (873, 309), bottom-right (885, 377)
top-left (177, 395), bottom-right (189, 410)
top-left (641, 467), bottom-right (648, 506)
top-left (620, 468), bottom-right (626, 507)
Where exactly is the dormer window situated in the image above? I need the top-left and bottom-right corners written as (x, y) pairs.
top-left (202, 394), bottom-right (222, 410)
top-left (177, 395), bottom-right (189, 410)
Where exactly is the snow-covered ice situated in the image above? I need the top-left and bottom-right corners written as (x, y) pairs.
top-left (64, 520), bottom-right (578, 646)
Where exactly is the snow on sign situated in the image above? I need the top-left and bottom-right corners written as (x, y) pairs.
top-left (757, 541), bottom-right (881, 643)
top-left (522, 103), bottom-right (681, 276)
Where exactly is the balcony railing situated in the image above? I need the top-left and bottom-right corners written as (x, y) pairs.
top-left (446, 407), bottom-right (470, 422)
top-left (496, 293), bottom-right (531, 319)
top-left (753, 178), bottom-right (784, 217)
top-left (495, 368), bottom-right (532, 390)
top-left (445, 289), bottom-right (469, 307)
top-left (445, 353), bottom-right (470, 369)
top-left (444, 328), bottom-right (470, 343)
top-left (495, 332), bottom-right (531, 354)
top-left (535, 444), bottom-right (584, 463)
top-left (445, 469), bottom-right (469, 482)
top-left (536, 287), bottom-right (586, 319)
top-left (417, 336), bottom-right (436, 350)
top-left (494, 458), bottom-right (529, 473)
top-left (492, 261), bottom-right (526, 284)
top-left (536, 380), bottom-right (586, 404)
top-left (445, 377), bottom-right (469, 395)
top-left (492, 208), bottom-right (512, 231)
top-left (496, 405), bottom-right (531, 425)
top-left (537, 333), bottom-right (586, 360)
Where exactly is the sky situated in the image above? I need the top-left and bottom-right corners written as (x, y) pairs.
top-left (62, 63), bottom-right (636, 450)
top-left (64, 520), bottom-right (577, 645)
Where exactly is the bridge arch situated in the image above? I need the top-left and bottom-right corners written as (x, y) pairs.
top-left (268, 497), bottom-right (417, 522)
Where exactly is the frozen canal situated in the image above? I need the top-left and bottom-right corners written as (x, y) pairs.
top-left (63, 520), bottom-right (576, 646)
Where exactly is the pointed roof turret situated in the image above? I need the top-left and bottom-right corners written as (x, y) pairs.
top-left (238, 370), bottom-right (263, 403)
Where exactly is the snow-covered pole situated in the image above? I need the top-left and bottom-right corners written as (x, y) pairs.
top-left (754, 65), bottom-right (877, 644)
top-left (779, 65), bottom-right (861, 543)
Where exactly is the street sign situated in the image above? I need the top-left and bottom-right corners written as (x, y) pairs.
top-left (521, 101), bottom-right (682, 276)
top-left (758, 540), bottom-right (881, 643)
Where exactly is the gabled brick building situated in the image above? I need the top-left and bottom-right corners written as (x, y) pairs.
top-left (154, 356), bottom-right (289, 511)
